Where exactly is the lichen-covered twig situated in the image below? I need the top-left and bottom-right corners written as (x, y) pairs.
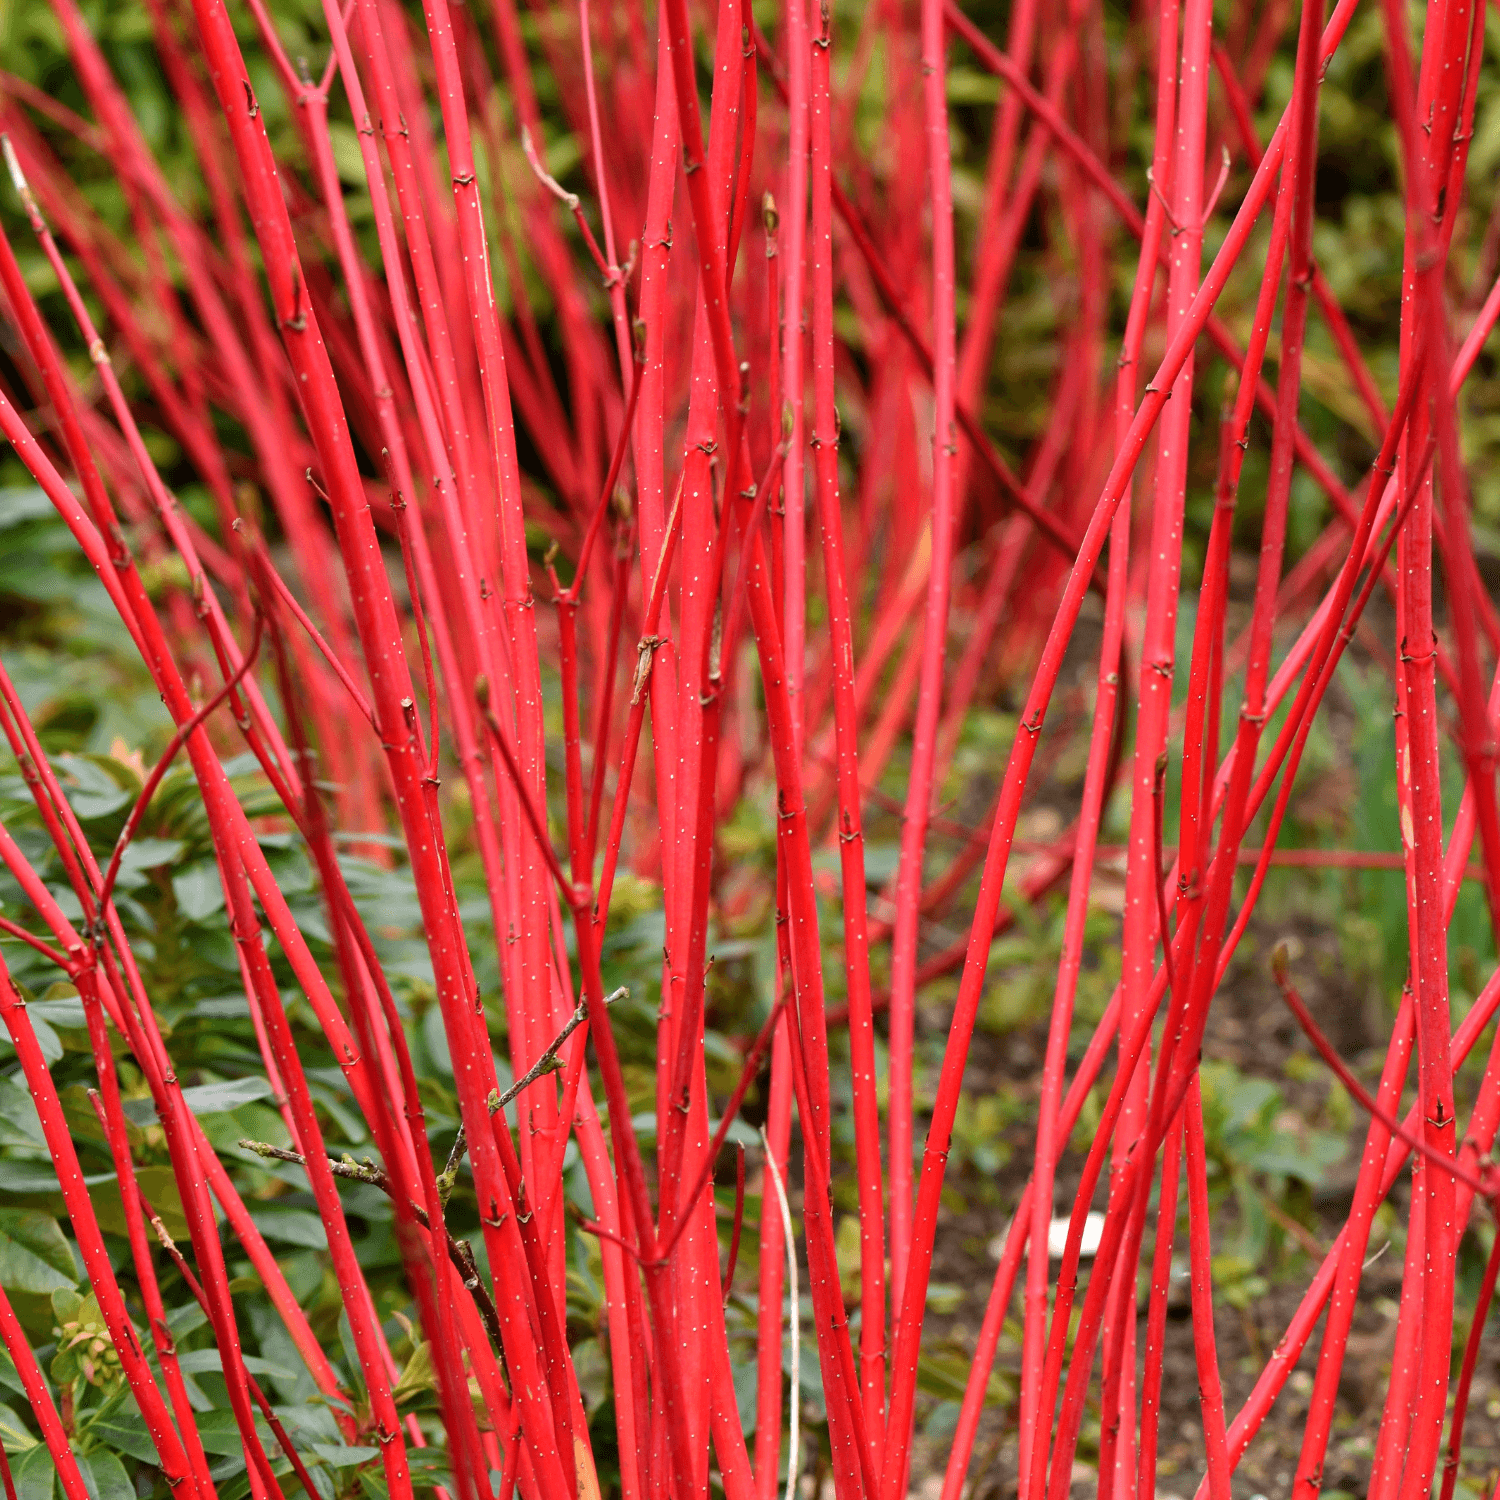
top-left (438, 987), bottom-right (625, 1201)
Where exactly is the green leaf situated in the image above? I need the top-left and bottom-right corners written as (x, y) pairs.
top-left (29, 993), bottom-right (85, 1030)
top-left (84, 1167), bottom-right (187, 1245)
top-left (0, 1400), bottom-right (38, 1453)
top-left (76, 1386), bottom-right (155, 1458)
top-left (0, 489), bottom-right (56, 528)
top-left (0, 1163), bottom-right (68, 1195)
top-left (81, 1407), bottom-right (157, 1465)
top-left (916, 1348), bottom-right (1013, 1408)
top-left (0, 1210), bottom-right (76, 1294)
top-left (247, 1210), bottom-right (328, 1249)
top-left (171, 863), bottom-right (225, 923)
top-left (122, 1077), bottom-right (273, 1126)
top-left (0, 1018), bottom-right (62, 1067)
top-left (49, 1290), bottom-right (82, 1326)
top-left (325, 123), bottom-right (369, 188)
top-left (56, 759), bottom-right (134, 820)
top-left (78, 1450), bottom-right (132, 1500)
top-left (405, 1448), bottom-right (452, 1490)
top-left (923, 1399), bottom-right (962, 1438)
top-left (211, 1462), bottom-right (308, 1500)
top-left (115, 840), bottom-right (185, 877)
top-left (178, 1077), bottom-right (274, 1114)
top-left (357, 1469), bottom-right (388, 1500)
top-left (14, 1444), bottom-right (54, 1500)
top-left (390, 1342), bottom-right (435, 1408)
top-left (421, 1010), bottom-right (451, 1076)
top-left (309, 1445), bottom-right (381, 1469)
top-left (0, 1079), bottom-right (45, 1150)
top-left (171, 1351), bottom-right (292, 1380)
top-left (568, 1340), bottom-right (608, 1416)
top-left (192, 1411), bottom-right (263, 1457)
top-left (732, 1360), bottom-right (756, 1435)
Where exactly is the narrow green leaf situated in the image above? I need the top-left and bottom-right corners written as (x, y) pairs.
top-left (0, 1210), bottom-right (75, 1295)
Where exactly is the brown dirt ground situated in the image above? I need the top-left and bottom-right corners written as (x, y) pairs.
top-left (900, 914), bottom-right (1500, 1500)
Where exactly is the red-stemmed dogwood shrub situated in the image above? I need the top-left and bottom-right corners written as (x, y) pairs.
top-left (0, 0), bottom-right (1498, 1497)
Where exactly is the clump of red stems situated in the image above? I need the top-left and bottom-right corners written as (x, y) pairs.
top-left (0, 0), bottom-right (1498, 1497)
